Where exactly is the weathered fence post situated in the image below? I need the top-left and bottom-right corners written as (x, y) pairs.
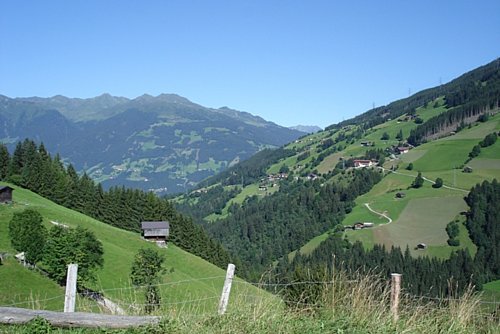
top-left (64, 264), bottom-right (78, 313)
top-left (390, 273), bottom-right (402, 322)
top-left (218, 263), bottom-right (235, 315)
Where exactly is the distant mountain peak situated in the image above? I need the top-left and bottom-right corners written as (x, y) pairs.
top-left (135, 93), bottom-right (155, 101)
top-left (156, 93), bottom-right (191, 103)
top-left (289, 125), bottom-right (322, 134)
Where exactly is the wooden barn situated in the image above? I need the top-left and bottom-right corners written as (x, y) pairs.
top-left (141, 221), bottom-right (170, 242)
top-left (0, 186), bottom-right (13, 203)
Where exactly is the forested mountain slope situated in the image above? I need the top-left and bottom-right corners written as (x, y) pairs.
top-left (175, 58), bottom-right (500, 295)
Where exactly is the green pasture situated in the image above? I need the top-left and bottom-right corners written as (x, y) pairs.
top-left (473, 137), bottom-right (500, 159)
top-left (317, 152), bottom-right (343, 174)
top-left (482, 280), bottom-right (500, 303)
top-left (372, 196), bottom-right (468, 257)
top-left (411, 139), bottom-right (477, 172)
top-left (444, 114), bottom-right (499, 140)
top-left (424, 168), bottom-right (499, 191)
top-left (293, 169), bottom-right (472, 258)
top-left (399, 150), bottom-right (427, 164)
top-left (205, 183), bottom-right (279, 222)
top-left (0, 258), bottom-right (65, 311)
top-left (0, 183), bottom-right (272, 314)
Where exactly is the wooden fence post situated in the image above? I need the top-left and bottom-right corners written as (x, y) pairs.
top-left (218, 263), bottom-right (235, 315)
top-left (390, 273), bottom-right (402, 322)
top-left (64, 264), bottom-right (78, 313)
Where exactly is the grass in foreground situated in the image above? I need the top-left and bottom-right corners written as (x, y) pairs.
top-left (2, 271), bottom-right (498, 333)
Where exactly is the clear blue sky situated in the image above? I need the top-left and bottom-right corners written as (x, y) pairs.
top-left (1, 1), bottom-right (499, 128)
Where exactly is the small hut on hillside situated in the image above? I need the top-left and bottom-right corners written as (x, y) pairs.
top-left (0, 186), bottom-right (13, 203)
top-left (141, 221), bottom-right (170, 242)
top-left (416, 243), bottom-right (427, 250)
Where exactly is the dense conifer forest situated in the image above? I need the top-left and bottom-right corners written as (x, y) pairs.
top-left (202, 169), bottom-right (383, 278)
top-left (0, 139), bottom-right (233, 269)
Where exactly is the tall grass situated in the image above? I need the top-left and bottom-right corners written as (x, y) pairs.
top-left (2, 270), bottom-right (498, 333)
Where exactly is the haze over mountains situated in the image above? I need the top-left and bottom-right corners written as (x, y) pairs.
top-left (0, 93), bottom-right (303, 194)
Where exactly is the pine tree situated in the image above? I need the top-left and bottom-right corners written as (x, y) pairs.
top-left (0, 144), bottom-right (10, 180)
top-left (396, 129), bottom-right (403, 141)
top-left (412, 172), bottom-right (424, 188)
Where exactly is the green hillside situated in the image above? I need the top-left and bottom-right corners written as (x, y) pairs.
top-left (0, 183), bottom-right (272, 313)
top-left (294, 112), bottom-right (499, 258)
top-left (173, 59), bottom-right (500, 296)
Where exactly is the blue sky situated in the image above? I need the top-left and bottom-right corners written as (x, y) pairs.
top-left (1, 1), bottom-right (499, 128)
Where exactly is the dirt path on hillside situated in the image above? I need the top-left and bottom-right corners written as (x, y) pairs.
top-left (364, 203), bottom-right (392, 225)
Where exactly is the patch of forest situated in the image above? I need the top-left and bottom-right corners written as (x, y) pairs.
top-left (204, 168), bottom-right (383, 278)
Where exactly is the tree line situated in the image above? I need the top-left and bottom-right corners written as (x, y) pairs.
top-left (328, 58), bottom-right (499, 134)
top-left (273, 179), bottom-right (500, 302)
top-left (407, 68), bottom-right (500, 145)
top-left (204, 168), bottom-right (383, 279)
top-left (0, 139), bottom-right (233, 269)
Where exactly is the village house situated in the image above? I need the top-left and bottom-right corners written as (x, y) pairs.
top-left (397, 147), bottom-right (410, 154)
top-left (307, 173), bottom-right (319, 181)
top-left (353, 160), bottom-right (374, 168)
top-left (354, 223), bottom-right (364, 230)
top-left (0, 186), bottom-right (13, 203)
top-left (141, 221), bottom-right (170, 242)
top-left (353, 222), bottom-right (374, 230)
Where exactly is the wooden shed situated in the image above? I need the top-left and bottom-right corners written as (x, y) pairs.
top-left (416, 243), bottom-right (427, 250)
top-left (141, 221), bottom-right (170, 241)
top-left (0, 186), bottom-right (13, 203)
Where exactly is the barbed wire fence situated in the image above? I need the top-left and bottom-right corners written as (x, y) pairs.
top-left (1, 264), bottom-right (499, 328)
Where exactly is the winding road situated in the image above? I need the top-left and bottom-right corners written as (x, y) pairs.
top-left (363, 203), bottom-right (392, 225)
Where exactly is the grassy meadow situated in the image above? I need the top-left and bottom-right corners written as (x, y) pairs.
top-left (0, 183), bottom-right (273, 315)
top-left (290, 113), bottom-right (499, 263)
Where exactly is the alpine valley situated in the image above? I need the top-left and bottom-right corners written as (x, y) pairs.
top-left (0, 93), bottom-right (304, 194)
top-left (1, 58), bottom-right (499, 334)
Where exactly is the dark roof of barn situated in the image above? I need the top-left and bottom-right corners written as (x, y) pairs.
top-left (0, 186), bottom-right (14, 192)
top-left (141, 221), bottom-right (170, 230)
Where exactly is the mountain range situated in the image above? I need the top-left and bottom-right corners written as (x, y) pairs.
top-left (0, 93), bottom-right (303, 194)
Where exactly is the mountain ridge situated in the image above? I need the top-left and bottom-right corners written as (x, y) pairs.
top-left (0, 93), bottom-right (303, 194)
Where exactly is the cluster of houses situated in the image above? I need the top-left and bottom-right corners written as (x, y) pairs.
top-left (258, 172), bottom-right (289, 191)
top-left (258, 172), bottom-right (321, 191)
top-left (360, 141), bottom-right (375, 147)
top-left (353, 160), bottom-right (377, 168)
top-left (397, 114), bottom-right (417, 122)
